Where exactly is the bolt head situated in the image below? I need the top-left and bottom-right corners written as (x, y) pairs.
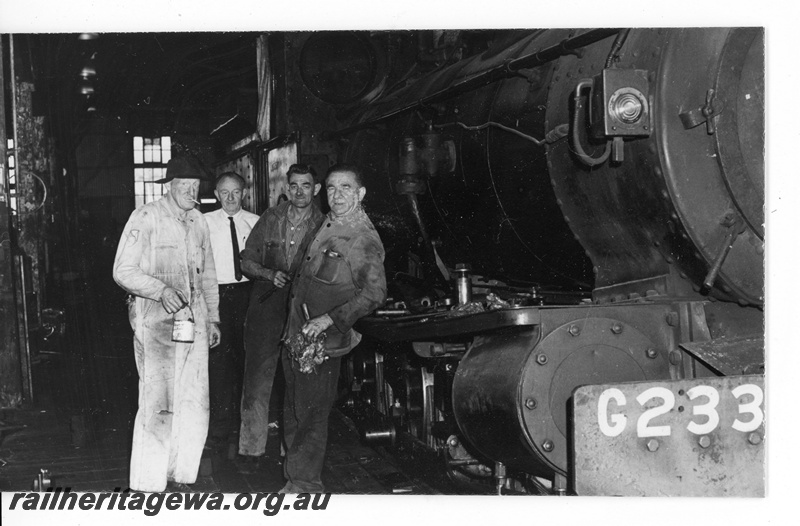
top-left (646, 439), bottom-right (660, 452)
top-left (568, 324), bottom-right (581, 336)
top-left (748, 432), bottom-right (763, 445)
top-left (646, 348), bottom-right (658, 359)
top-left (669, 350), bottom-right (683, 365)
top-left (542, 440), bottom-right (554, 452)
top-left (611, 323), bottom-right (623, 334)
top-left (525, 398), bottom-right (537, 410)
top-left (536, 354), bottom-right (548, 365)
top-left (666, 312), bottom-right (678, 327)
top-left (698, 435), bottom-right (711, 448)
top-left (448, 437), bottom-right (459, 448)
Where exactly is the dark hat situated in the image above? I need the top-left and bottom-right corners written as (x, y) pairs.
top-left (155, 156), bottom-right (209, 183)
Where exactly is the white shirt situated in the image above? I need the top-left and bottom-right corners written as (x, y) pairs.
top-left (204, 207), bottom-right (260, 285)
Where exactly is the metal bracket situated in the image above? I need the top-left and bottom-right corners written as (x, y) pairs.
top-left (679, 88), bottom-right (726, 134)
top-left (703, 212), bottom-right (746, 289)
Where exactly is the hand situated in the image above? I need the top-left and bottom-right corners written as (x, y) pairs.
top-left (273, 270), bottom-right (291, 288)
top-left (208, 322), bottom-right (221, 348)
top-left (161, 287), bottom-right (186, 314)
top-left (301, 314), bottom-right (334, 339)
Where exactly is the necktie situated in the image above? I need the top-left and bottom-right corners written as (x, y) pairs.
top-left (229, 216), bottom-right (242, 281)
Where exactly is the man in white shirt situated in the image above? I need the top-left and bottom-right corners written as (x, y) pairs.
top-left (204, 172), bottom-right (259, 452)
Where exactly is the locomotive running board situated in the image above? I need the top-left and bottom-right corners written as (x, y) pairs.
top-left (679, 335), bottom-right (764, 376)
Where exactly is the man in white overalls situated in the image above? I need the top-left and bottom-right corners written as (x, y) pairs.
top-left (114, 156), bottom-right (221, 492)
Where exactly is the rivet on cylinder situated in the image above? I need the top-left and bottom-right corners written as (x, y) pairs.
top-left (646, 439), bottom-right (659, 452)
top-left (666, 312), bottom-right (678, 326)
top-left (611, 323), bottom-right (623, 335)
top-left (668, 350), bottom-right (682, 365)
top-left (698, 435), bottom-right (711, 449)
top-left (542, 440), bottom-right (554, 452)
top-left (568, 324), bottom-right (581, 337)
top-left (748, 432), bottom-right (763, 445)
top-left (646, 348), bottom-right (658, 359)
top-left (536, 354), bottom-right (548, 365)
top-left (525, 398), bottom-right (537, 410)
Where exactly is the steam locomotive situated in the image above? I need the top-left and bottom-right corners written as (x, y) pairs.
top-left (256, 27), bottom-right (765, 495)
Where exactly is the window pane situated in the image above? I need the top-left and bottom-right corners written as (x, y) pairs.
top-left (134, 150), bottom-right (143, 164)
top-left (153, 148), bottom-right (161, 163)
top-left (154, 137), bottom-right (161, 148)
top-left (8, 155), bottom-right (15, 169)
top-left (7, 138), bottom-right (14, 149)
top-left (144, 138), bottom-right (153, 147)
top-left (134, 168), bottom-right (144, 182)
top-left (162, 150), bottom-right (171, 163)
top-left (133, 136), bottom-right (143, 150)
top-left (154, 168), bottom-right (165, 181)
top-left (162, 136), bottom-right (171, 150)
top-left (135, 181), bottom-right (144, 195)
top-left (144, 148), bottom-right (153, 163)
top-left (144, 168), bottom-right (153, 181)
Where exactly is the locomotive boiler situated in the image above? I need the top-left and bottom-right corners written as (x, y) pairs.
top-left (284, 28), bottom-right (765, 495)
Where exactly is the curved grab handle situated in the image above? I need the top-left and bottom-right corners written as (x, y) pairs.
top-left (571, 78), bottom-right (611, 167)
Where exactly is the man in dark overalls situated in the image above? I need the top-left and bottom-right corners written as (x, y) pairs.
top-left (281, 163), bottom-right (387, 493)
top-left (237, 164), bottom-right (325, 471)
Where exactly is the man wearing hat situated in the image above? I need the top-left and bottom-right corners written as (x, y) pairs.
top-left (113, 156), bottom-right (221, 493)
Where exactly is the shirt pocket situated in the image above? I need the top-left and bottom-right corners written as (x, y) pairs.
top-left (312, 249), bottom-right (346, 285)
top-left (154, 243), bottom-right (180, 275)
top-left (262, 241), bottom-right (281, 268)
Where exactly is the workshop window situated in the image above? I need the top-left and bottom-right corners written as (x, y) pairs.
top-left (133, 136), bottom-right (172, 208)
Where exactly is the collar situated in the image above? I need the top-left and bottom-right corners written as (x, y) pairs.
top-left (221, 208), bottom-right (244, 220)
top-left (328, 206), bottom-right (368, 227)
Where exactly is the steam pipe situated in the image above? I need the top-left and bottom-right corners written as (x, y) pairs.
top-left (326, 28), bottom-right (621, 138)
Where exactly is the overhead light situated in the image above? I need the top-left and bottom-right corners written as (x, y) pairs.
top-left (78, 33), bottom-right (99, 41)
top-left (78, 80), bottom-right (94, 96)
top-left (80, 63), bottom-right (97, 79)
